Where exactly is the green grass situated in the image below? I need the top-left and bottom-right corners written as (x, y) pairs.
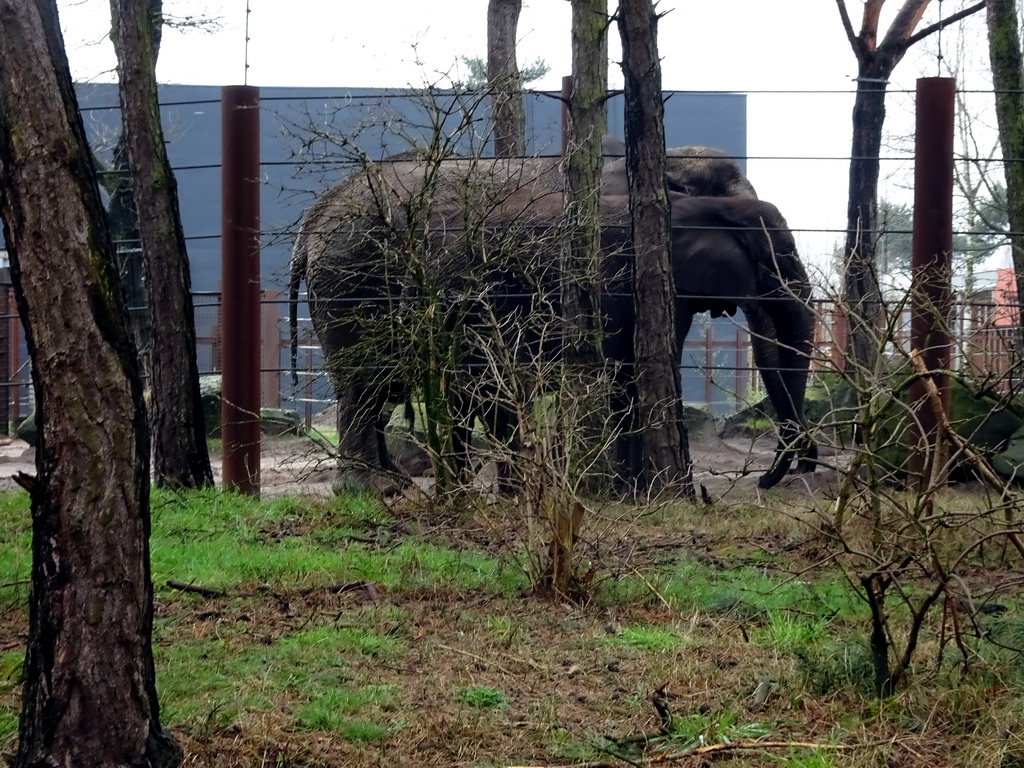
top-left (147, 487), bottom-right (526, 595)
top-left (0, 490), bottom-right (30, 596)
top-left (456, 685), bottom-right (510, 709)
top-left (605, 625), bottom-right (688, 652)
top-left (0, 485), bottom-right (1023, 765)
top-left (296, 685), bottom-right (400, 740)
top-left (154, 618), bottom-right (405, 730)
top-left (662, 709), bottom-right (771, 750)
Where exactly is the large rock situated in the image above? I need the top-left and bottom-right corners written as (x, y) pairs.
top-left (871, 378), bottom-right (1022, 477)
top-left (200, 374), bottom-right (222, 437)
top-left (991, 425), bottom-right (1024, 480)
top-left (15, 410), bottom-right (36, 447)
top-left (260, 408), bottom-right (305, 437)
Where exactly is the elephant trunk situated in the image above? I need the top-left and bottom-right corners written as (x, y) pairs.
top-left (288, 238), bottom-right (308, 387)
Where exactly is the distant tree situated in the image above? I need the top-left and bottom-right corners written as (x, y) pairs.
top-left (110, 0), bottom-right (214, 489)
top-left (0, 1), bottom-right (180, 765)
top-left (618, 0), bottom-right (692, 495)
top-left (835, 0), bottom-right (985, 378)
top-left (877, 195), bottom-right (1006, 277)
top-left (985, 0), bottom-right (1024, 318)
top-left (487, 0), bottom-right (526, 156)
top-left (459, 55), bottom-right (549, 91)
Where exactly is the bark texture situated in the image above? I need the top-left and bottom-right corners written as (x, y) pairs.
top-left (111, 0), bottom-right (214, 489)
top-left (487, 0), bottom-right (525, 157)
top-left (0, 1), bottom-right (179, 765)
top-left (618, 0), bottom-right (692, 496)
top-left (986, 0), bottom-right (1024, 317)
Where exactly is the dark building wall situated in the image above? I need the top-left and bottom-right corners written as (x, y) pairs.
top-left (67, 84), bottom-right (747, 295)
top-left (1, 84), bottom-right (749, 416)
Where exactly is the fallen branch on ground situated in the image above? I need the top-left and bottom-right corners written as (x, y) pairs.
top-left (165, 579), bottom-right (380, 601)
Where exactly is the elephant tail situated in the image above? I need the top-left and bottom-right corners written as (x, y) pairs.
top-left (288, 236), bottom-right (308, 387)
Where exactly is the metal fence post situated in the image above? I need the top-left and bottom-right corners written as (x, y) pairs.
top-left (907, 76), bottom-right (955, 484)
top-left (220, 85), bottom-right (261, 495)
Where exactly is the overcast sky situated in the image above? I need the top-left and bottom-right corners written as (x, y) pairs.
top-left (55, 0), bottom-right (1001, 276)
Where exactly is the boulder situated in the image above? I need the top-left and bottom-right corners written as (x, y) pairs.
top-left (16, 410), bottom-right (36, 447)
top-left (991, 425), bottom-right (1024, 481)
top-left (200, 375), bottom-right (222, 437)
top-left (260, 408), bottom-right (304, 437)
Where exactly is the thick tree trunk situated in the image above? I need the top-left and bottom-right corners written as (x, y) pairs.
top-left (487, 0), bottom-right (525, 157)
top-left (0, 2), bottom-right (180, 766)
top-left (618, 0), bottom-right (692, 496)
top-left (111, 0), bottom-right (214, 489)
top-left (986, 0), bottom-right (1024, 323)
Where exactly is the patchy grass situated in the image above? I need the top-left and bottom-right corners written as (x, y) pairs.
top-left (0, 485), bottom-right (1023, 766)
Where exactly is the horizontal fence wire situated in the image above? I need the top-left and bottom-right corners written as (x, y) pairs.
top-left (0, 85), bottom-right (1006, 428)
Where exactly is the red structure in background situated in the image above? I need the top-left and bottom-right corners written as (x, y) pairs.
top-left (994, 267), bottom-right (1020, 327)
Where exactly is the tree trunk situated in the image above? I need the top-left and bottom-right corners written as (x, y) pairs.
top-left (986, 0), bottom-right (1024, 325)
top-left (618, 0), bottom-right (692, 496)
top-left (111, 0), bottom-right (214, 489)
top-left (842, 63), bottom-right (890, 381)
top-left (0, 2), bottom-right (180, 765)
top-left (562, 0), bottom-right (607, 364)
top-left (541, 0), bottom-right (607, 594)
top-left (835, 0), bottom-right (985, 381)
top-left (487, 0), bottom-right (525, 157)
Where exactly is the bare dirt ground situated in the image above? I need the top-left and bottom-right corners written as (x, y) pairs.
top-left (0, 425), bottom-right (846, 503)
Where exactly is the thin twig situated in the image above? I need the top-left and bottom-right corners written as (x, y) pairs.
top-left (438, 643), bottom-right (516, 677)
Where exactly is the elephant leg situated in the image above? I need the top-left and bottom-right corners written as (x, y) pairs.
top-left (481, 400), bottom-right (522, 496)
top-left (334, 382), bottom-right (409, 496)
top-left (771, 309), bottom-right (817, 477)
top-left (795, 439), bottom-right (818, 474)
top-left (748, 308), bottom-right (813, 489)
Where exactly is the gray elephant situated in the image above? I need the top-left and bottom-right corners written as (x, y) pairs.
top-left (289, 147), bottom-right (816, 493)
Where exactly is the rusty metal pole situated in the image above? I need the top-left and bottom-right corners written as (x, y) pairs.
top-left (221, 85), bottom-right (261, 494)
top-left (907, 77), bottom-right (955, 485)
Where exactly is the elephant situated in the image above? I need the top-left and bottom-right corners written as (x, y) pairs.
top-left (289, 147), bottom-right (816, 494)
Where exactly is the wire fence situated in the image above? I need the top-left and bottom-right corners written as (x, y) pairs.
top-left (0, 83), bottom-right (1010, 432)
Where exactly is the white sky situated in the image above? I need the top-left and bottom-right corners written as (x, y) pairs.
top-left (55, 0), bottom-right (1003, 277)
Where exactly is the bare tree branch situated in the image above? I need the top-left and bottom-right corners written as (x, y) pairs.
top-left (835, 0), bottom-right (864, 58)
top-left (904, 0), bottom-right (987, 49)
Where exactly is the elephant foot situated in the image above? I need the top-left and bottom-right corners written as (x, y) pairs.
top-left (757, 461), bottom-right (791, 489)
top-left (758, 446), bottom-right (796, 489)
top-left (794, 441), bottom-right (818, 474)
top-left (333, 465), bottom-right (411, 497)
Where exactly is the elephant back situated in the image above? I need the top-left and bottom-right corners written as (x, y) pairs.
top-left (601, 145), bottom-right (757, 199)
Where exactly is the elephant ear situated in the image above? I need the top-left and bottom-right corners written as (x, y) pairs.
top-left (601, 145), bottom-right (757, 199)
